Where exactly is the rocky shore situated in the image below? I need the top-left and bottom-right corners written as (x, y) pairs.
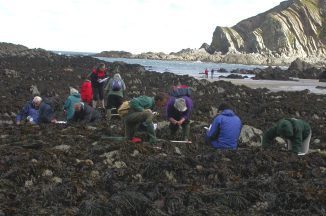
top-left (0, 44), bottom-right (325, 215)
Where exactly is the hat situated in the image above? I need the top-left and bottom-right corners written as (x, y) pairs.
top-left (70, 87), bottom-right (79, 95)
top-left (174, 98), bottom-right (187, 112)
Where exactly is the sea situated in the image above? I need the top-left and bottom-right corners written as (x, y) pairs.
top-left (53, 51), bottom-right (281, 79)
top-left (96, 57), bottom-right (267, 79)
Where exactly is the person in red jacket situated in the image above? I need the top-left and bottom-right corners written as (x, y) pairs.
top-left (80, 74), bottom-right (93, 105)
top-left (90, 63), bottom-right (107, 108)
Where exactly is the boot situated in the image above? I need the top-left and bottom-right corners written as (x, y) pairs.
top-left (182, 122), bottom-right (190, 141)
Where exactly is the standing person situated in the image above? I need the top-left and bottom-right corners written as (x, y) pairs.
top-left (262, 118), bottom-right (311, 154)
top-left (72, 102), bottom-right (101, 124)
top-left (204, 68), bottom-right (209, 79)
top-left (211, 69), bottom-right (214, 79)
top-left (105, 73), bottom-right (126, 116)
top-left (124, 93), bottom-right (169, 144)
top-left (167, 96), bottom-right (193, 141)
top-left (63, 87), bottom-right (81, 122)
top-left (206, 103), bottom-right (242, 149)
top-left (90, 63), bottom-right (107, 109)
top-left (80, 74), bottom-right (93, 105)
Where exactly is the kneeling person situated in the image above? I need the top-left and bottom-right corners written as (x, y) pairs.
top-left (206, 103), bottom-right (242, 149)
top-left (167, 96), bottom-right (193, 141)
top-left (72, 102), bottom-right (101, 124)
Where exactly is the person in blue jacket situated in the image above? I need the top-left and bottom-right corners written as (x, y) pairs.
top-left (206, 103), bottom-right (242, 149)
top-left (16, 96), bottom-right (42, 124)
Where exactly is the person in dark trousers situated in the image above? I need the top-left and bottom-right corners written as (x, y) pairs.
top-left (211, 69), bottom-right (214, 79)
top-left (72, 102), bottom-right (101, 124)
top-left (104, 73), bottom-right (126, 117)
top-left (206, 103), bottom-right (242, 149)
top-left (262, 118), bottom-right (311, 154)
top-left (124, 92), bottom-right (169, 144)
top-left (64, 87), bottom-right (81, 121)
top-left (90, 63), bottom-right (107, 109)
top-left (167, 96), bottom-right (193, 141)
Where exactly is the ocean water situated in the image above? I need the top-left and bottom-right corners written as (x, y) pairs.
top-left (97, 57), bottom-right (269, 79)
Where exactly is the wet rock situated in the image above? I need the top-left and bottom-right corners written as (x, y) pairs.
top-left (52, 177), bottom-right (62, 184)
top-left (239, 125), bottom-right (263, 147)
top-left (53, 144), bottom-right (71, 152)
top-left (42, 169), bottom-right (53, 177)
top-left (30, 85), bottom-right (40, 96)
top-left (112, 161), bottom-right (127, 169)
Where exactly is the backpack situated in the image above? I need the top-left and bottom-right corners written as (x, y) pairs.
top-left (117, 101), bottom-right (130, 117)
top-left (112, 79), bottom-right (122, 91)
top-left (169, 86), bottom-right (192, 98)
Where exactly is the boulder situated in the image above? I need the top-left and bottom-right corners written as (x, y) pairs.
top-left (239, 125), bottom-right (263, 147)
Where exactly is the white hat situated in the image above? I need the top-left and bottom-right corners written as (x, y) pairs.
top-left (174, 98), bottom-right (187, 112)
top-left (70, 87), bottom-right (79, 95)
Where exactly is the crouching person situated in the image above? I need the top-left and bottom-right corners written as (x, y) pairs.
top-left (124, 93), bottom-right (169, 144)
top-left (64, 87), bottom-right (81, 122)
top-left (72, 102), bottom-right (101, 124)
top-left (206, 103), bottom-right (242, 149)
top-left (262, 118), bottom-right (311, 154)
top-left (167, 96), bottom-right (193, 141)
top-left (16, 96), bottom-right (56, 125)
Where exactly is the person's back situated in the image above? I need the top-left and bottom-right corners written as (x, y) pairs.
top-left (72, 102), bottom-right (101, 124)
top-left (39, 100), bottom-right (55, 123)
top-left (80, 79), bottom-right (93, 105)
top-left (206, 105), bottom-right (242, 149)
top-left (64, 88), bottom-right (81, 121)
top-left (105, 73), bottom-right (126, 111)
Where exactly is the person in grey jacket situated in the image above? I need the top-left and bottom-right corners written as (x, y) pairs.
top-left (72, 102), bottom-right (101, 124)
top-left (105, 73), bottom-right (126, 115)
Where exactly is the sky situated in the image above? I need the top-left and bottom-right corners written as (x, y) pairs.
top-left (0, 0), bottom-right (285, 54)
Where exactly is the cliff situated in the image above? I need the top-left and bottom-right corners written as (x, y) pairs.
top-left (208, 0), bottom-right (326, 57)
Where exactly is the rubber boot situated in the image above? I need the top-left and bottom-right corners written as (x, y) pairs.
top-left (182, 122), bottom-right (190, 141)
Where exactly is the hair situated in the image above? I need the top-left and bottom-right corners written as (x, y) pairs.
top-left (218, 103), bottom-right (231, 111)
top-left (97, 63), bottom-right (106, 71)
top-left (154, 92), bottom-right (169, 102)
top-left (113, 73), bottom-right (121, 79)
top-left (33, 96), bottom-right (42, 103)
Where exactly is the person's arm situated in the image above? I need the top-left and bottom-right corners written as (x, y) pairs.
top-left (207, 116), bottom-right (222, 140)
top-left (63, 98), bottom-right (71, 111)
top-left (16, 103), bottom-right (30, 124)
top-left (262, 126), bottom-right (278, 148)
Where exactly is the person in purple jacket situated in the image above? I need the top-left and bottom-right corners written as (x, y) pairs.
top-left (167, 96), bottom-right (193, 141)
top-left (206, 103), bottom-right (242, 149)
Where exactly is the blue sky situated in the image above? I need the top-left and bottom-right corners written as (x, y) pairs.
top-left (0, 0), bottom-right (284, 53)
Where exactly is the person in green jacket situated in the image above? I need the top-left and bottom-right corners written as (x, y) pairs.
top-left (124, 92), bottom-right (169, 144)
top-left (262, 118), bottom-right (311, 154)
top-left (104, 73), bottom-right (126, 117)
top-left (63, 87), bottom-right (81, 121)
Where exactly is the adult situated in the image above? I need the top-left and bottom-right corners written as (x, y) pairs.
top-left (262, 118), bottom-right (311, 154)
top-left (72, 102), bottom-right (101, 124)
top-left (16, 96), bottom-right (56, 124)
top-left (124, 93), bottom-right (169, 144)
top-left (104, 73), bottom-right (126, 114)
top-left (80, 74), bottom-right (93, 105)
top-left (90, 63), bottom-right (107, 109)
top-left (204, 68), bottom-right (208, 79)
top-left (206, 103), bottom-right (242, 149)
top-left (16, 96), bottom-right (42, 125)
top-left (63, 87), bottom-right (81, 121)
top-left (211, 69), bottom-right (214, 79)
top-left (167, 96), bottom-right (193, 141)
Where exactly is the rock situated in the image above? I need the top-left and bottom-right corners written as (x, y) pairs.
top-left (131, 150), bottom-right (140, 157)
top-left (42, 169), bottom-right (53, 177)
top-left (52, 177), bottom-right (62, 184)
top-left (53, 144), bottom-right (71, 152)
top-left (313, 139), bottom-right (321, 145)
top-left (30, 85), bottom-right (40, 96)
top-left (164, 171), bottom-right (177, 183)
top-left (25, 180), bottom-right (33, 188)
top-left (174, 147), bottom-right (182, 155)
top-left (275, 137), bottom-right (286, 145)
top-left (112, 161), bottom-right (127, 169)
top-left (239, 125), bottom-right (263, 147)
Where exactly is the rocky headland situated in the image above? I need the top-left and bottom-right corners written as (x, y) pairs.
top-left (0, 43), bottom-right (325, 215)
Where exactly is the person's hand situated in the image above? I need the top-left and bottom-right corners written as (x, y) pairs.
top-left (170, 118), bottom-right (177, 125)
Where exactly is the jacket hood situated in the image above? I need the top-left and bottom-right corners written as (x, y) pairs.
top-left (277, 119), bottom-right (293, 138)
top-left (221, 109), bottom-right (235, 116)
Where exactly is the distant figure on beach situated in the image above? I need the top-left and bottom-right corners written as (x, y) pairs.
top-left (90, 63), bottom-right (107, 109)
top-left (205, 103), bottom-right (242, 149)
top-left (211, 69), bottom-right (214, 79)
top-left (123, 93), bottom-right (169, 144)
top-left (204, 68), bottom-right (209, 79)
top-left (104, 73), bottom-right (126, 117)
top-left (80, 74), bottom-right (93, 105)
top-left (262, 118), bottom-right (311, 154)
top-left (63, 87), bottom-right (81, 122)
top-left (166, 96), bottom-right (193, 141)
top-left (16, 96), bottom-right (57, 125)
top-left (72, 102), bottom-right (101, 124)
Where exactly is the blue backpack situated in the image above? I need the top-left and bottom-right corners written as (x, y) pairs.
top-left (112, 79), bottom-right (122, 91)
